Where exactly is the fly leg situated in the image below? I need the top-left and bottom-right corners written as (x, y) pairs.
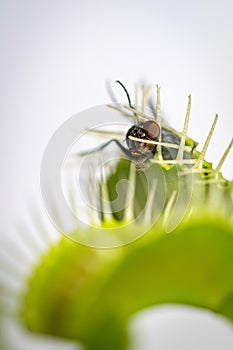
top-left (78, 139), bottom-right (134, 159)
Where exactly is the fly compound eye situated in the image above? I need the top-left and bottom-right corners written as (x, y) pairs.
top-left (143, 120), bottom-right (160, 140)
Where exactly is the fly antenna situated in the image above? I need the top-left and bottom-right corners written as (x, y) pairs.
top-left (116, 80), bottom-right (133, 108)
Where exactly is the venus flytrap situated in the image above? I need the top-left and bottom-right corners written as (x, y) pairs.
top-left (0, 83), bottom-right (233, 350)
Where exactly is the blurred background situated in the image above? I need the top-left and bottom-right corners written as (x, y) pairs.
top-left (1, 0), bottom-right (233, 349)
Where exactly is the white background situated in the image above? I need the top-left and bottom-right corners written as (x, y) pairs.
top-left (1, 0), bottom-right (233, 349)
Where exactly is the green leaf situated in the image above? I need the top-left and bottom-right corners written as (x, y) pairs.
top-left (21, 214), bottom-right (233, 350)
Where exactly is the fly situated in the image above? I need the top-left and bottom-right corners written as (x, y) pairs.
top-left (81, 81), bottom-right (196, 170)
